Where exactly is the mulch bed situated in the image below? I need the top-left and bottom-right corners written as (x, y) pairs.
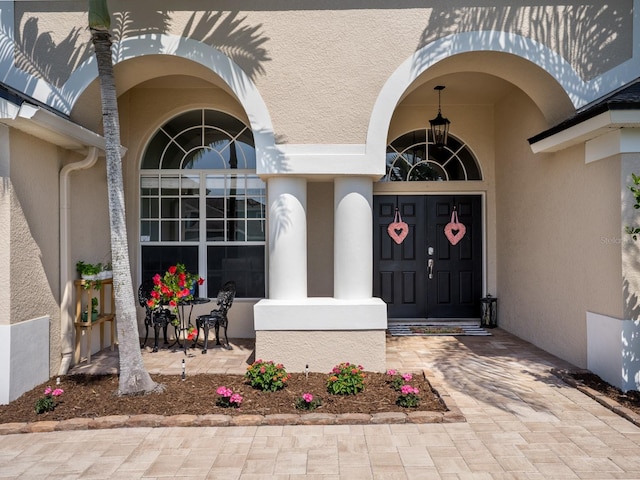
top-left (0, 372), bottom-right (447, 424)
top-left (565, 371), bottom-right (640, 416)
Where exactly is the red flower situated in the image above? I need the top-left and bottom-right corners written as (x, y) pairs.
top-left (148, 263), bottom-right (205, 313)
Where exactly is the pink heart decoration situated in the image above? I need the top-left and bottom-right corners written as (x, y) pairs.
top-left (387, 221), bottom-right (409, 244)
top-left (444, 222), bottom-right (466, 246)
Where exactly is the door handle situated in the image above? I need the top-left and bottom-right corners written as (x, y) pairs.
top-left (427, 259), bottom-right (434, 279)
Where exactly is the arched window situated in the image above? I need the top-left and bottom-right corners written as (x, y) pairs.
top-left (385, 130), bottom-right (482, 181)
top-left (140, 109), bottom-right (265, 298)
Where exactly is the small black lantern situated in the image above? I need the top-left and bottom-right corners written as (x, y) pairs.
top-left (480, 294), bottom-right (498, 328)
top-left (429, 85), bottom-right (450, 148)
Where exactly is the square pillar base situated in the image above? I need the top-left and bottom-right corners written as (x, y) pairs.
top-left (254, 298), bottom-right (387, 373)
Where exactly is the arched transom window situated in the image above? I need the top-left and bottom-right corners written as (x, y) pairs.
top-left (385, 129), bottom-right (482, 181)
top-left (140, 109), bottom-right (265, 298)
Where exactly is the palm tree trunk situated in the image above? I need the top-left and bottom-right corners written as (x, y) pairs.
top-left (90, 27), bottom-right (158, 395)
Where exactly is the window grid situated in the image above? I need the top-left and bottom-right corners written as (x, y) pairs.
top-left (384, 129), bottom-right (482, 181)
top-left (140, 109), bottom-right (266, 298)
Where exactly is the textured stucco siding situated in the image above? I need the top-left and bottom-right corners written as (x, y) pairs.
top-left (495, 88), bottom-right (623, 369)
top-left (9, 129), bottom-right (63, 376)
top-left (255, 330), bottom-right (386, 373)
top-left (13, 2), bottom-right (635, 144)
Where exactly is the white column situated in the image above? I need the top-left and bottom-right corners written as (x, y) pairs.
top-left (267, 176), bottom-right (307, 299)
top-left (334, 176), bottom-right (373, 299)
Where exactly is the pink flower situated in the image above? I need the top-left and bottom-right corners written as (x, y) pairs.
top-left (216, 386), bottom-right (232, 397)
top-left (386, 369), bottom-right (397, 376)
top-left (44, 387), bottom-right (52, 395)
top-left (401, 385), bottom-right (419, 395)
top-left (230, 394), bottom-right (243, 405)
top-left (52, 388), bottom-right (64, 397)
top-left (302, 393), bottom-right (314, 403)
top-left (401, 373), bottom-right (413, 382)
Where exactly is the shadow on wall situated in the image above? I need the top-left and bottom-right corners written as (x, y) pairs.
top-left (414, 4), bottom-right (629, 82)
top-left (8, 7), bottom-right (270, 91)
top-left (622, 276), bottom-right (640, 392)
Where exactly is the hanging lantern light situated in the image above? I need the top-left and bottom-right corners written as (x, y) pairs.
top-left (429, 85), bottom-right (450, 148)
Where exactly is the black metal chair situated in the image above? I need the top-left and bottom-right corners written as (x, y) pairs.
top-left (193, 281), bottom-right (236, 353)
top-left (138, 280), bottom-right (176, 352)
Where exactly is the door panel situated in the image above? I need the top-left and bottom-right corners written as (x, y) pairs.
top-left (373, 196), bottom-right (426, 317)
top-left (373, 195), bottom-right (482, 319)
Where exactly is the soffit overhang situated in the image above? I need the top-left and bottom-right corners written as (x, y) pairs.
top-left (0, 99), bottom-right (106, 152)
top-left (528, 78), bottom-right (640, 156)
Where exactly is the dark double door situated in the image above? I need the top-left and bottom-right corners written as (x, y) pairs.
top-left (373, 195), bottom-right (482, 319)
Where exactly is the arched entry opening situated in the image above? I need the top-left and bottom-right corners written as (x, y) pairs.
top-left (371, 50), bottom-right (575, 322)
top-left (68, 51), bottom-right (273, 340)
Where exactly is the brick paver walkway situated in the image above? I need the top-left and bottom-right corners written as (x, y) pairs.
top-left (1, 329), bottom-right (640, 479)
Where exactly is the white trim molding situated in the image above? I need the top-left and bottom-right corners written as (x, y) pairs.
top-left (530, 110), bottom-right (640, 158)
top-left (0, 316), bottom-right (50, 405)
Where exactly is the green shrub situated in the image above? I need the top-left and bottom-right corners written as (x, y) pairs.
top-left (396, 385), bottom-right (420, 408)
top-left (326, 362), bottom-right (366, 395)
top-left (245, 359), bottom-right (291, 392)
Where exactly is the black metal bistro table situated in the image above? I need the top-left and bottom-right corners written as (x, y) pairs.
top-left (169, 297), bottom-right (210, 355)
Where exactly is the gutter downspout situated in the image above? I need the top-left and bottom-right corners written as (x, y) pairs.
top-left (58, 147), bottom-right (99, 375)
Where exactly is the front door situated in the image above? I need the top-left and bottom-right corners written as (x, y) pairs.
top-left (373, 195), bottom-right (482, 319)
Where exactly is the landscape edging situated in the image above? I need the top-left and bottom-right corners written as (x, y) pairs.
top-left (552, 368), bottom-right (640, 428)
top-left (0, 370), bottom-right (464, 435)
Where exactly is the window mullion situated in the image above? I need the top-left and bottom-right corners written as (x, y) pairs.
top-left (198, 171), bottom-right (207, 296)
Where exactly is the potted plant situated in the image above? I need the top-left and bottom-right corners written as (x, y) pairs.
top-left (146, 263), bottom-right (205, 314)
top-left (76, 261), bottom-right (113, 288)
top-left (81, 297), bottom-right (99, 322)
top-left (76, 261), bottom-right (103, 281)
top-left (96, 262), bottom-right (113, 280)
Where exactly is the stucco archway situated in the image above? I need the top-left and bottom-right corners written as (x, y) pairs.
top-left (61, 35), bottom-right (276, 165)
top-left (366, 31), bottom-right (586, 171)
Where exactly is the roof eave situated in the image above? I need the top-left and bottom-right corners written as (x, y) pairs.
top-left (529, 108), bottom-right (640, 154)
top-left (0, 98), bottom-right (111, 154)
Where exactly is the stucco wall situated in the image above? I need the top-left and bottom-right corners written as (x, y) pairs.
top-left (9, 129), bottom-right (64, 375)
top-left (13, 2), bottom-right (635, 144)
top-left (68, 158), bottom-right (112, 268)
top-left (495, 89), bottom-right (622, 369)
top-left (307, 182), bottom-right (334, 297)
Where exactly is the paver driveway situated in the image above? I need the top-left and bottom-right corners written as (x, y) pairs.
top-left (1, 329), bottom-right (640, 479)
